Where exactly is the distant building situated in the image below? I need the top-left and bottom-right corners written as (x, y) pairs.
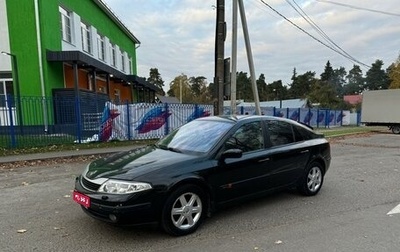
top-left (155, 94), bottom-right (180, 104)
top-left (344, 95), bottom-right (362, 105)
top-left (224, 99), bottom-right (308, 108)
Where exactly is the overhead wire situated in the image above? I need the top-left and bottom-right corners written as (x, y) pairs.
top-left (287, 0), bottom-right (369, 68)
top-left (316, 0), bottom-right (400, 17)
top-left (259, 0), bottom-right (370, 68)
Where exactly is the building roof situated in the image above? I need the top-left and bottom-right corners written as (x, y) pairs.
top-left (47, 50), bottom-right (161, 92)
top-left (156, 94), bottom-right (180, 103)
top-left (93, 0), bottom-right (140, 44)
top-left (344, 95), bottom-right (362, 105)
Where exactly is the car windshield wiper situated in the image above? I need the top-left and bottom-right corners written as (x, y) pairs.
top-left (168, 147), bottom-right (182, 153)
top-left (155, 144), bottom-right (182, 153)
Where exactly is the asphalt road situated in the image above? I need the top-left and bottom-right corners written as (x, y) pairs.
top-left (1, 133), bottom-right (400, 252)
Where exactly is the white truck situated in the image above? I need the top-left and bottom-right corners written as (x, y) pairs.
top-left (361, 89), bottom-right (400, 134)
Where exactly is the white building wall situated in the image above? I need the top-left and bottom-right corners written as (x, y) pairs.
top-left (104, 37), bottom-right (110, 65)
top-left (59, 8), bottom-right (130, 75)
top-left (114, 44), bottom-right (120, 70)
top-left (0, 0), bottom-right (11, 71)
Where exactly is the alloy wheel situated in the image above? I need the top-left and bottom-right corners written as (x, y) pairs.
top-left (170, 192), bottom-right (202, 230)
top-left (307, 166), bottom-right (322, 193)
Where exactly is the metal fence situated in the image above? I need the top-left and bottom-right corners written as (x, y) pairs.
top-left (0, 95), bottom-right (215, 149)
top-left (0, 95), bottom-right (356, 149)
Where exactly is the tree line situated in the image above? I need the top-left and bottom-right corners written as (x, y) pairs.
top-left (146, 56), bottom-right (400, 110)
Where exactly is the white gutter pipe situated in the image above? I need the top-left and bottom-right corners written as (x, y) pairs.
top-left (34, 0), bottom-right (49, 132)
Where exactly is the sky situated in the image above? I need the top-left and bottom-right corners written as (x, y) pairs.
top-left (103, 0), bottom-right (400, 92)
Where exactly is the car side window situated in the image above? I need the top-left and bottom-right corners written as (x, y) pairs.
top-left (294, 125), bottom-right (313, 141)
top-left (267, 120), bottom-right (294, 146)
top-left (225, 121), bottom-right (264, 153)
top-left (293, 125), bottom-right (305, 142)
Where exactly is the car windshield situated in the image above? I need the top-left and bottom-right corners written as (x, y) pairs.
top-left (156, 120), bottom-right (233, 154)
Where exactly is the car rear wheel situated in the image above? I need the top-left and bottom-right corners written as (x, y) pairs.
top-left (392, 125), bottom-right (400, 134)
top-left (161, 184), bottom-right (206, 236)
top-left (298, 162), bottom-right (324, 196)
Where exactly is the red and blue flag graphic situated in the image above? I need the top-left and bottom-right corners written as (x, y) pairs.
top-left (136, 107), bottom-right (171, 134)
top-left (186, 107), bottom-right (211, 123)
top-left (99, 105), bottom-right (120, 142)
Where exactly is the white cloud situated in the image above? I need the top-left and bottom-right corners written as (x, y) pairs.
top-left (104, 0), bottom-right (400, 91)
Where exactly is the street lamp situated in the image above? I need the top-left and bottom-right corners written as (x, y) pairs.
top-left (1, 51), bottom-right (23, 130)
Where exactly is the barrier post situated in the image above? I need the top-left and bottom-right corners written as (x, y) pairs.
top-left (164, 103), bottom-right (169, 135)
top-left (6, 95), bottom-right (16, 148)
top-left (126, 101), bottom-right (131, 140)
top-left (341, 110), bottom-right (343, 126)
top-left (75, 97), bottom-right (82, 143)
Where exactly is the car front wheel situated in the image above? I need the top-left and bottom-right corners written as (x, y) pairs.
top-left (298, 162), bottom-right (324, 196)
top-left (161, 184), bottom-right (206, 236)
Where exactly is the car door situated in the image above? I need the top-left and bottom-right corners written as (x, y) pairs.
top-left (265, 120), bottom-right (311, 188)
top-left (209, 120), bottom-right (273, 205)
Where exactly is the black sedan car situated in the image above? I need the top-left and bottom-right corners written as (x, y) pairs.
top-left (73, 115), bottom-right (331, 236)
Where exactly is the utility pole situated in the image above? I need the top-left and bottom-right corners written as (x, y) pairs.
top-left (230, 0), bottom-right (238, 115)
top-left (238, 0), bottom-right (261, 115)
top-left (180, 78), bottom-right (182, 103)
top-left (214, 0), bottom-right (225, 115)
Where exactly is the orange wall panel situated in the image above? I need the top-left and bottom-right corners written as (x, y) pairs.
top-left (63, 64), bottom-right (133, 102)
top-left (63, 64), bottom-right (89, 90)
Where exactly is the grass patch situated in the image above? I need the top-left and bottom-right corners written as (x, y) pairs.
top-left (0, 139), bottom-right (157, 157)
top-left (316, 126), bottom-right (386, 138)
top-left (0, 134), bottom-right (76, 149)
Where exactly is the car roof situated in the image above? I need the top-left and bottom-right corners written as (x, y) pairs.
top-left (196, 115), bottom-right (283, 123)
top-left (195, 115), bottom-right (314, 131)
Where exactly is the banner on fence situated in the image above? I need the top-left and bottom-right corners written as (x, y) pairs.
top-left (99, 102), bottom-right (214, 141)
top-left (223, 106), bottom-right (350, 127)
top-left (95, 102), bottom-right (350, 142)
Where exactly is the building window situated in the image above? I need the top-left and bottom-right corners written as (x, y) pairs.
top-left (110, 43), bottom-right (116, 67)
top-left (81, 22), bottom-right (91, 53)
top-left (128, 57), bottom-right (133, 74)
top-left (97, 34), bottom-right (105, 61)
top-left (0, 80), bottom-right (14, 107)
top-left (121, 50), bottom-right (125, 72)
top-left (59, 7), bottom-right (72, 43)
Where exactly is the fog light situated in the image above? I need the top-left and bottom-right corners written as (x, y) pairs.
top-left (109, 214), bottom-right (118, 222)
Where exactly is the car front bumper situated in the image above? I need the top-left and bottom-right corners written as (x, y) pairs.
top-left (74, 177), bottom-right (163, 225)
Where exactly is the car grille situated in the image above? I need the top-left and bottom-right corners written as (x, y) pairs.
top-left (81, 176), bottom-right (101, 191)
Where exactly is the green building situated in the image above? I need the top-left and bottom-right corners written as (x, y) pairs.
top-left (1, 0), bottom-right (159, 129)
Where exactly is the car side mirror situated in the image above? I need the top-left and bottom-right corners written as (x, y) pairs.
top-left (219, 149), bottom-right (243, 164)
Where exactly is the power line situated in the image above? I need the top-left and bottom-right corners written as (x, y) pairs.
top-left (259, 0), bottom-right (370, 68)
top-left (286, 0), bottom-right (368, 67)
top-left (316, 0), bottom-right (400, 17)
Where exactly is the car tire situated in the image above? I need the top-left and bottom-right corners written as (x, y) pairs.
top-left (161, 184), bottom-right (206, 236)
top-left (298, 162), bottom-right (324, 196)
top-left (392, 125), bottom-right (400, 134)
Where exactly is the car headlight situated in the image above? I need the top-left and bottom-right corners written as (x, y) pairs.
top-left (98, 180), bottom-right (152, 194)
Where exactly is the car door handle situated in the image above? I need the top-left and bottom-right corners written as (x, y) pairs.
top-left (258, 157), bottom-right (270, 163)
top-left (300, 150), bottom-right (309, 154)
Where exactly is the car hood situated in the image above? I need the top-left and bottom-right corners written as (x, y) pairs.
top-left (84, 146), bottom-right (197, 180)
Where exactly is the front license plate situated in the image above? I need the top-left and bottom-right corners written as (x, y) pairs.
top-left (73, 191), bottom-right (90, 208)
